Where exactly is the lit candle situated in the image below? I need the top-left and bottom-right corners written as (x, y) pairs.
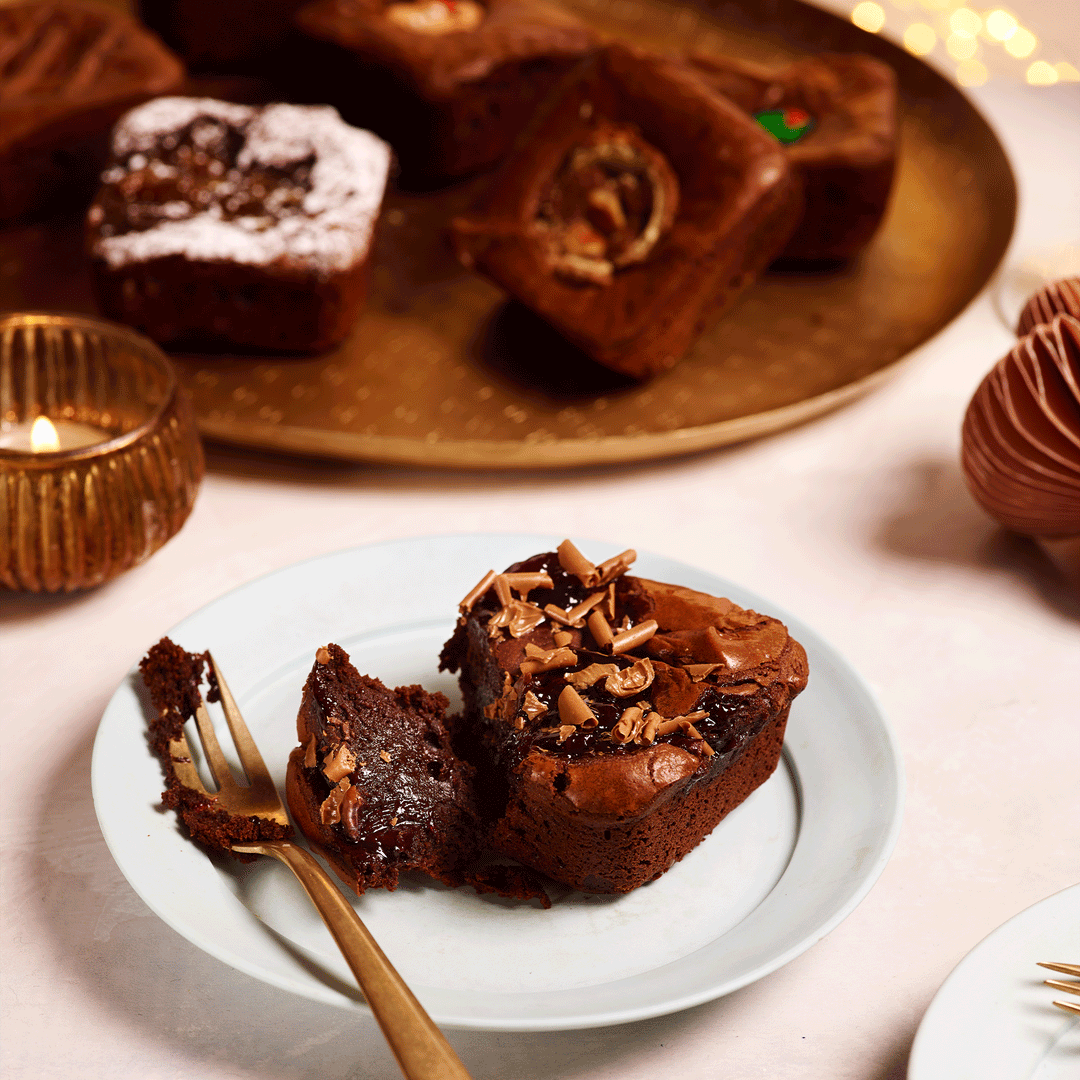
top-left (0, 415), bottom-right (110, 453)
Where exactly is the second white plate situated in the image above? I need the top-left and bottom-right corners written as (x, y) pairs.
top-left (92, 533), bottom-right (903, 1030)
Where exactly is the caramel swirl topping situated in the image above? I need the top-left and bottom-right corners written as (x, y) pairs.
top-left (538, 126), bottom-right (679, 286)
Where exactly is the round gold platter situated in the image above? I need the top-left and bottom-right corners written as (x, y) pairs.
top-left (0, 0), bottom-right (1016, 469)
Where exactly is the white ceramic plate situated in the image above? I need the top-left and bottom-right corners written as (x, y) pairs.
top-left (92, 533), bottom-right (903, 1031)
top-left (909, 885), bottom-right (1080, 1080)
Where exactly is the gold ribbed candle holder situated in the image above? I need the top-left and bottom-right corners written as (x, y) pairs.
top-left (0, 313), bottom-right (204, 592)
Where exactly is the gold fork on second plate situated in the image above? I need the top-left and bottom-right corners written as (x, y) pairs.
top-left (1037, 962), bottom-right (1080, 1016)
top-left (170, 652), bottom-right (472, 1080)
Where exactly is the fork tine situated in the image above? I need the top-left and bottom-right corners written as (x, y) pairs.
top-left (167, 733), bottom-right (211, 796)
top-left (1053, 1000), bottom-right (1080, 1016)
top-left (1044, 979), bottom-right (1080, 996)
top-left (1038, 962), bottom-right (1080, 977)
top-left (193, 698), bottom-right (240, 793)
top-left (206, 653), bottom-right (283, 813)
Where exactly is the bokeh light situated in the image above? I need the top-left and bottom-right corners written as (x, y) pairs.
top-left (947, 34), bottom-right (979, 59)
top-left (984, 9), bottom-right (1018, 41)
top-left (851, 2), bottom-right (887, 32)
top-left (1026, 60), bottom-right (1058, 85)
top-left (948, 7), bottom-right (982, 37)
top-left (956, 59), bottom-right (989, 86)
top-left (904, 22), bottom-right (938, 55)
top-left (950, 33), bottom-right (984, 59)
top-left (1055, 62), bottom-right (1080, 82)
top-left (1004, 26), bottom-right (1037, 57)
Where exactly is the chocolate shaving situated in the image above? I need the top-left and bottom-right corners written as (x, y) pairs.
top-left (502, 572), bottom-right (554, 599)
top-left (587, 609), bottom-right (614, 649)
top-left (520, 644), bottom-right (578, 676)
top-left (611, 619), bottom-right (658, 654)
top-left (595, 549), bottom-right (637, 585)
top-left (556, 538), bottom-right (597, 584)
top-left (521, 690), bottom-right (547, 720)
top-left (491, 599), bottom-right (547, 638)
top-left (564, 662), bottom-right (621, 690)
top-left (604, 657), bottom-right (655, 697)
top-left (320, 777), bottom-right (350, 825)
top-left (459, 569), bottom-right (496, 611)
top-left (557, 684), bottom-right (596, 726)
top-left (322, 744), bottom-right (356, 782)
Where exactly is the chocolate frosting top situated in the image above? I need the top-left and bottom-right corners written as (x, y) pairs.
top-left (447, 545), bottom-right (808, 823)
top-left (962, 314), bottom-right (1080, 537)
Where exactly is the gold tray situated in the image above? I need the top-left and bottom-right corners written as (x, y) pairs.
top-left (0, 0), bottom-right (1016, 469)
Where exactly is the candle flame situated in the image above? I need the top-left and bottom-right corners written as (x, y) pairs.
top-left (30, 416), bottom-right (60, 452)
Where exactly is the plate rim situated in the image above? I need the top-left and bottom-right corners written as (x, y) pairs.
top-left (91, 532), bottom-right (905, 1030)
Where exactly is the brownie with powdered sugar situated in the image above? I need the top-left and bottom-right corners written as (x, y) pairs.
top-left (87, 96), bottom-right (391, 352)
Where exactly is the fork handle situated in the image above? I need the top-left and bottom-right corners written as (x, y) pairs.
top-left (234, 840), bottom-right (473, 1080)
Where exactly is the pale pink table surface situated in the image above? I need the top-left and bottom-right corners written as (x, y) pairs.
top-left (2, 9), bottom-right (1079, 1077)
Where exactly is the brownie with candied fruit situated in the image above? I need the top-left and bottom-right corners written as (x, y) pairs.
top-left (687, 51), bottom-right (897, 263)
top-left (293, 0), bottom-right (596, 180)
top-left (449, 43), bottom-right (801, 378)
top-left (86, 96), bottom-right (391, 352)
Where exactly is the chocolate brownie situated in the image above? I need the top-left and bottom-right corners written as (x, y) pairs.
top-left (87, 97), bottom-right (391, 352)
top-left (136, 0), bottom-right (308, 73)
top-left (286, 644), bottom-right (550, 904)
top-left (0, 0), bottom-right (184, 224)
top-left (293, 0), bottom-right (597, 180)
top-left (140, 637), bottom-right (291, 855)
top-left (450, 43), bottom-right (800, 379)
top-left (440, 541), bottom-right (809, 894)
top-left (687, 52), bottom-right (897, 263)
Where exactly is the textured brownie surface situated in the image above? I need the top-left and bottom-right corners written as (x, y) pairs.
top-left (294, 0), bottom-right (596, 179)
top-left (688, 51), bottom-right (897, 263)
top-left (450, 43), bottom-right (800, 378)
top-left (140, 637), bottom-right (290, 855)
top-left (286, 643), bottom-right (549, 903)
top-left (87, 96), bottom-right (390, 351)
top-left (0, 0), bottom-right (184, 223)
top-left (440, 541), bottom-right (809, 893)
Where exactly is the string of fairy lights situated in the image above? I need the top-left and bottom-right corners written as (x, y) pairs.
top-left (848, 1), bottom-right (1079, 87)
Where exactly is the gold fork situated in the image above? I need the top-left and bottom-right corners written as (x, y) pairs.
top-left (171, 652), bottom-right (472, 1080)
top-left (1037, 962), bottom-right (1080, 1016)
